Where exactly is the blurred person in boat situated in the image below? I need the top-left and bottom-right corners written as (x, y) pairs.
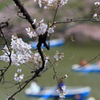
top-left (55, 80), bottom-right (66, 100)
top-left (73, 94), bottom-right (84, 100)
top-left (72, 58), bottom-right (90, 70)
top-left (57, 79), bottom-right (67, 93)
top-left (56, 79), bottom-right (67, 99)
top-left (25, 80), bottom-right (41, 94)
top-left (96, 58), bottom-right (100, 68)
top-left (58, 79), bottom-right (66, 88)
top-left (79, 58), bottom-right (89, 68)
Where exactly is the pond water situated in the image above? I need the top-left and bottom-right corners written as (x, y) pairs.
top-left (0, 41), bottom-right (100, 100)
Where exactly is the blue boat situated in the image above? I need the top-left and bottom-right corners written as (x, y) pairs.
top-left (25, 86), bottom-right (91, 99)
top-left (72, 63), bottom-right (100, 73)
top-left (30, 38), bottom-right (65, 48)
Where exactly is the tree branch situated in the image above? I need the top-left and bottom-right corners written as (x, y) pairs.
top-left (12, 0), bottom-right (36, 29)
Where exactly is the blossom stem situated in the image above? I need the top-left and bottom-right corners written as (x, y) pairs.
top-left (52, 1), bottom-right (60, 26)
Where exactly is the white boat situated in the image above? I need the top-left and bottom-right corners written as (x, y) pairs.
top-left (30, 38), bottom-right (65, 48)
top-left (25, 86), bottom-right (91, 99)
top-left (72, 63), bottom-right (100, 73)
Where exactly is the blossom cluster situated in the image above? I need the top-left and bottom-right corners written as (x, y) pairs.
top-left (6, 95), bottom-right (16, 100)
top-left (26, 19), bottom-right (54, 37)
top-left (45, 56), bottom-right (49, 66)
top-left (57, 85), bottom-right (67, 98)
top-left (93, 14), bottom-right (97, 18)
top-left (54, 51), bottom-right (64, 61)
top-left (93, 2), bottom-right (100, 20)
top-left (56, 74), bottom-right (68, 98)
top-left (0, 34), bottom-right (59, 68)
top-left (31, 51), bottom-right (42, 67)
top-left (94, 2), bottom-right (100, 6)
top-left (93, 2), bottom-right (100, 19)
top-left (14, 69), bottom-right (24, 82)
top-left (31, 51), bottom-right (49, 67)
top-left (0, 35), bottom-right (32, 66)
top-left (34, 0), bottom-right (68, 9)
top-left (25, 27), bottom-right (37, 38)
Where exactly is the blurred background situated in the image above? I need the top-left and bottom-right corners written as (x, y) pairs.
top-left (0, 0), bottom-right (100, 100)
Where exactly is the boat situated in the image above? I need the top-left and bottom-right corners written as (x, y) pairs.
top-left (30, 38), bottom-right (65, 48)
top-left (72, 63), bottom-right (100, 73)
top-left (25, 86), bottom-right (91, 99)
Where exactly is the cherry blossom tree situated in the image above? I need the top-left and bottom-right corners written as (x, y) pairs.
top-left (0, 0), bottom-right (100, 100)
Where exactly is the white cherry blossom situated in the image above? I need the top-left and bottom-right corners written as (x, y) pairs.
top-left (93, 14), bottom-right (97, 18)
top-left (36, 22), bottom-right (48, 35)
top-left (0, 35), bottom-right (33, 66)
top-left (57, 85), bottom-right (67, 98)
top-left (94, 2), bottom-right (100, 6)
top-left (6, 96), bottom-right (16, 100)
top-left (65, 74), bottom-right (68, 78)
top-left (25, 27), bottom-right (37, 38)
top-left (14, 69), bottom-right (24, 82)
top-left (17, 69), bottom-right (22, 72)
top-left (34, 0), bottom-right (68, 9)
top-left (54, 54), bottom-right (58, 60)
top-left (32, 19), bottom-right (36, 25)
top-left (48, 27), bottom-right (54, 34)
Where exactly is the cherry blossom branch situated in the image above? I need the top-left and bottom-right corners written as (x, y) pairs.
top-left (12, 0), bottom-right (50, 72)
top-left (60, 43), bottom-right (75, 60)
top-left (0, 19), bottom-right (11, 84)
top-left (48, 59), bottom-right (68, 97)
top-left (42, 59), bottom-right (57, 72)
top-left (0, 19), bottom-right (10, 29)
top-left (6, 4), bottom-right (26, 19)
top-left (52, 1), bottom-right (60, 26)
top-left (54, 4), bottom-right (100, 25)
top-left (6, 0), bottom-right (50, 99)
top-left (8, 72), bottom-right (40, 100)
top-left (54, 18), bottom-right (98, 25)
top-left (12, 0), bottom-right (36, 30)
top-left (48, 59), bottom-right (59, 83)
top-left (89, 4), bottom-right (100, 20)
top-left (1, 1), bottom-right (100, 99)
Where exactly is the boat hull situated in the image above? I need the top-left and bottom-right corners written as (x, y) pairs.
top-left (72, 63), bottom-right (100, 73)
top-left (25, 86), bottom-right (91, 98)
top-left (30, 39), bottom-right (65, 48)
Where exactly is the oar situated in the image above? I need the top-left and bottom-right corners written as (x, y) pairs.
top-left (38, 86), bottom-right (56, 100)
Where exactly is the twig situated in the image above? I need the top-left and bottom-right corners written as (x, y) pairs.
top-left (52, 2), bottom-right (60, 26)
top-left (0, 20), bottom-right (11, 84)
top-left (12, 0), bottom-right (36, 29)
